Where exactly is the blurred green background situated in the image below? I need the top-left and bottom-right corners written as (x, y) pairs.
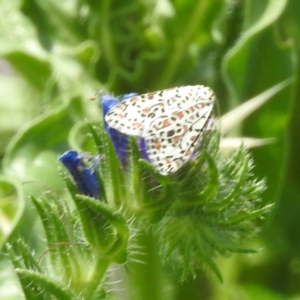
top-left (0, 0), bottom-right (299, 299)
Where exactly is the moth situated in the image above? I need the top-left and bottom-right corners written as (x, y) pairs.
top-left (105, 85), bottom-right (215, 175)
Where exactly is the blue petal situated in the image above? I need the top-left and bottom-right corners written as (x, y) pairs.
top-left (100, 93), bottom-right (137, 166)
top-left (100, 94), bottom-right (120, 117)
top-left (139, 138), bottom-right (150, 161)
top-left (122, 93), bottom-right (138, 100)
top-left (100, 92), bottom-right (152, 166)
top-left (106, 126), bottom-right (129, 166)
top-left (59, 150), bottom-right (100, 198)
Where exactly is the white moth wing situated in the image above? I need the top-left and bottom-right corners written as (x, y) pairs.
top-left (105, 85), bottom-right (215, 174)
top-left (105, 87), bottom-right (180, 136)
top-left (143, 101), bottom-right (214, 175)
top-left (105, 85), bottom-right (213, 136)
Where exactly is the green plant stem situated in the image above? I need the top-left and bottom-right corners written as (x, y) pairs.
top-left (127, 228), bottom-right (171, 300)
top-left (100, 0), bottom-right (119, 68)
top-left (82, 257), bottom-right (111, 299)
top-left (158, 0), bottom-right (210, 88)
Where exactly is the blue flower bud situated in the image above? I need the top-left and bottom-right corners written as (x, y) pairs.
top-left (59, 150), bottom-right (100, 198)
top-left (100, 93), bottom-right (139, 166)
top-left (100, 92), bottom-right (151, 164)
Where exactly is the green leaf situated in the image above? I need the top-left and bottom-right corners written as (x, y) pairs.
top-left (0, 74), bottom-right (42, 153)
top-left (96, 129), bottom-right (126, 208)
top-left (220, 78), bottom-right (293, 134)
top-left (242, 283), bottom-right (287, 300)
top-left (21, 0), bottom-right (85, 46)
top-left (3, 96), bottom-right (83, 192)
top-left (222, 0), bottom-right (289, 102)
top-left (31, 195), bottom-right (82, 278)
top-left (7, 240), bottom-right (41, 272)
top-left (74, 194), bottom-right (128, 262)
top-left (0, 258), bottom-right (24, 300)
top-left (15, 269), bottom-right (74, 300)
top-left (0, 178), bottom-right (24, 248)
top-left (4, 51), bottom-right (53, 91)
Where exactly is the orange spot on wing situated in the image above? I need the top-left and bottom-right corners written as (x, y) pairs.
top-left (163, 120), bottom-right (171, 127)
top-left (133, 122), bottom-right (144, 129)
top-left (129, 97), bottom-right (139, 103)
top-left (176, 112), bottom-right (184, 118)
top-left (118, 113), bottom-right (125, 119)
top-left (153, 137), bottom-right (161, 149)
top-left (147, 92), bottom-right (156, 99)
top-left (142, 108), bottom-right (151, 113)
top-left (185, 149), bottom-right (192, 156)
top-left (173, 136), bottom-right (180, 143)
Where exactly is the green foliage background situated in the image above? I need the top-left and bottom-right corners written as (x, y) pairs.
top-left (0, 0), bottom-right (299, 299)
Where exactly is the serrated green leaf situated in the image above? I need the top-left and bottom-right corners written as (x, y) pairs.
top-left (75, 194), bottom-right (128, 261)
top-left (15, 269), bottom-right (74, 300)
